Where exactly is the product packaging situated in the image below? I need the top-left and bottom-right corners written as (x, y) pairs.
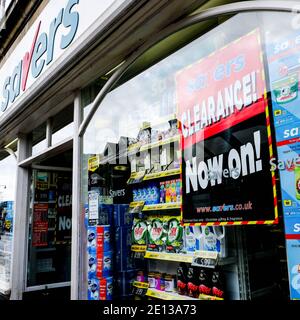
top-left (187, 267), bottom-right (199, 298)
top-left (164, 274), bottom-right (175, 292)
top-left (113, 204), bottom-right (132, 226)
top-left (177, 263), bottom-right (188, 295)
top-left (159, 182), bottom-right (166, 204)
top-left (165, 216), bottom-right (184, 253)
top-left (155, 272), bottom-right (165, 291)
top-left (87, 226), bottom-right (97, 250)
top-left (88, 250), bottom-right (97, 278)
top-left (148, 272), bottom-right (156, 288)
top-left (147, 216), bottom-right (166, 252)
top-left (132, 217), bottom-right (148, 246)
top-left (99, 277), bottom-right (114, 300)
top-left (198, 268), bottom-right (212, 296)
top-left (211, 270), bottom-right (225, 299)
top-left (87, 225), bottom-right (112, 253)
top-left (96, 225), bottom-right (112, 253)
top-left (199, 226), bottom-right (227, 258)
top-left (88, 277), bottom-right (100, 300)
top-left (96, 250), bottom-right (113, 278)
top-left (184, 226), bottom-right (201, 253)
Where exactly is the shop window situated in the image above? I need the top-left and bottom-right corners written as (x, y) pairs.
top-left (81, 11), bottom-right (300, 301)
top-left (81, 77), bottom-right (109, 120)
top-left (0, 150), bottom-right (17, 297)
top-left (32, 122), bottom-right (47, 156)
top-left (52, 104), bottom-right (74, 145)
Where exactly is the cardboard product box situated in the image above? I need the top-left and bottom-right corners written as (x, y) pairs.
top-left (114, 226), bottom-right (132, 252)
top-left (87, 226), bottom-right (97, 251)
top-left (87, 249), bottom-right (97, 279)
top-left (115, 270), bottom-right (137, 297)
top-left (97, 225), bottom-right (113, 253)
top-left (87, 225), bottom-right (113, 253)
top-left (113, 204), bottom-right (132, 226)
top-left (96, 251), bottom-right (113, 278)
top-left (99, 277), bottom-right (114, 301)
top-left (115, 250), bottom-right (136, 272)
top-left (88, 277), bottom-right (100, 300)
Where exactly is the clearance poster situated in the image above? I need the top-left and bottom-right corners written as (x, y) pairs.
top-left (266, 30), bottom-right (300, 300)
top-left (176, 29), bottom-right (278, 226)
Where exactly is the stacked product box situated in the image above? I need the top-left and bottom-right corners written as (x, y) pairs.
top-left (113, 204), bottom-right (136, 299)
top-left (87, 203), bottom-right (137, 300)
top-left (87, 225), bottom-right (114, 300)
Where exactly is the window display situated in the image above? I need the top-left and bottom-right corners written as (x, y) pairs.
top-left (82, 12), bottom-right (300, 301)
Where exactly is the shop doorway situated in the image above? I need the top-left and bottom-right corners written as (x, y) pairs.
top-left (23, 149), bottom-right (73, 300)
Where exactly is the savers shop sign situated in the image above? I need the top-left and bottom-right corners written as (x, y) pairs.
top-left (177, 29), bottom-right (278, 226)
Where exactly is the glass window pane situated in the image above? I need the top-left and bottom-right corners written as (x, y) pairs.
top-left (27, 169), bottom-right (72, 287)
top-left (81, 11), bottom-right (298, 301)
top-left (0, 152), bottom-right (17, 296)
top-left (32, 123), bottom-right (47, 156)
top-left (52, 105), bottom-right (74, 145)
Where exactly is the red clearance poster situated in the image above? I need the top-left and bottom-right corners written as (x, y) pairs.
top-left (32, 203), bottom-right (49, 247)
top-left (176, 29), bottom-right (278, 226)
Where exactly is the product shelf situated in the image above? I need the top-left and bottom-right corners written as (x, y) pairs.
top-left (144, 251), bottom-right (194, 263)
top-left (142, 203), bottom-right (181, 211)
top-left (199, 294), bottom-right (224, 301)
top-left (140, 135), bottom-right (181, 152)
top-left (146, 288), bottom-right (199, 300)
top-left (144, 251), bottom-right (237, 267)
top-left (143, 168), bottom-right (181, 181)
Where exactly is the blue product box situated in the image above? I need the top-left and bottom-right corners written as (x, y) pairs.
top-left (87, 225), bottom-right (113, 253)
top-left (88, 249), bottom-right (97, 278)
top-left (115, 250), bottom-right (136, 272)
top-left (87, 226), bottom-right (97, 250)
top-left (115, 226), bottom-right (132, 252)
top-left (98, 204), bottom-right (114, 226)
top-left (99, 276), bottom-right (114, 301)
top-left (88, 277), bottom-right (100, 300)
top-left (113, 204), bottom-right (132, 226)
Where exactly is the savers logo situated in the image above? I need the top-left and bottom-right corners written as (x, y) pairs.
top-left (1, 0), bottom-right (80, 112)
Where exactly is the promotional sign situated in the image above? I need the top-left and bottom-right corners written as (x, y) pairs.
top-left (32, 203), bottom-right (48, 247)
top-left (55, 173), bottom-right (72, 244)
top-left (274, 136), bottom-right (300, 216)
top-left (286, 240), bottom-right (300, 299)
top-left (266, 29), bottom-right (300, 300)
top-left (0, 0), bottom-right (118, 117)
top-left (266, 31), bottom-right (300, 130)
top-left (176, 29), bottom-right (277, 225)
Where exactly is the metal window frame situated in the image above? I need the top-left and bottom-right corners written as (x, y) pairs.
top-left (76, 0), bottom-right (299, 301)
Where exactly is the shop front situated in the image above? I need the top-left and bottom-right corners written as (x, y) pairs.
top-left (0, 0), bottom-right (299, 301)
top-left (80, 3), bottom-right (300, 301)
